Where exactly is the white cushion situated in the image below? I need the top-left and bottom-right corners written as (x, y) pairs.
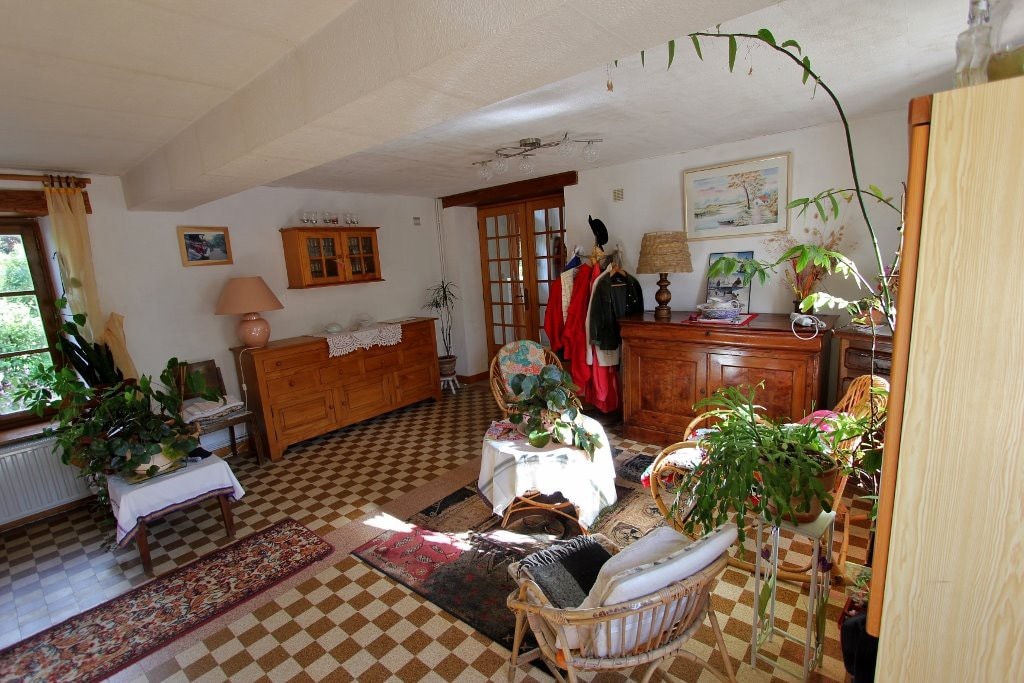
top-left (601, 524), bottom-right (737, 606)
top-left (587, 524), bottom-right (738, 657)
top-left (579, 526), bottom-right (691, 610)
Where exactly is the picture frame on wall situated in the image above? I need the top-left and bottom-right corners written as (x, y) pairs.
top-left (177, 226), bottom-right (233, 267)
top-left (683, 153), bottom-right (790, 240)
top-left (707, 251), bottom-right (754, 313)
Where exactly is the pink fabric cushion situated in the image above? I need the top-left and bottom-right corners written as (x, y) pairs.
top-left (798, 409), bottom-right (840, 432)
top-left (497, 340), bottom-right (548, 393)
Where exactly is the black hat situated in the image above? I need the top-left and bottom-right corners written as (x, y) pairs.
top-left (588, 215), bottom-right (608, 247)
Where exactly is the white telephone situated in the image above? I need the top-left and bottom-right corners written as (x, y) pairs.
top-left (790, 312), bottom-right (820, 327)
top-left (790, 311), bottom-right (826, 339)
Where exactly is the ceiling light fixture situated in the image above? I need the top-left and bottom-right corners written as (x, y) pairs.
top-left (473, 132), bottom-right (603, 175)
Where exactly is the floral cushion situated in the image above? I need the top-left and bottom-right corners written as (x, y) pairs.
top-left (497, 340), bottom-right (548, 394)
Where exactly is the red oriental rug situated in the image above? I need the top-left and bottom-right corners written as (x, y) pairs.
top-left (0, 519), bottom-right (333, 683)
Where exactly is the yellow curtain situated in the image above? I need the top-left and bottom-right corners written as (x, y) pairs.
top-left (43, 176), bottom-right (139, 378)
top-left (99, 312), bottom-right (139, 380)
top-left (43, 176), bottom-right (103, 340)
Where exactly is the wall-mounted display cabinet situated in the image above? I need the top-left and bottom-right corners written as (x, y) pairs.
top-left (280, 226), bottom-right (382, 288)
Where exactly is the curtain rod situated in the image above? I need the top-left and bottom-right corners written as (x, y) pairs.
top-left (0, 173), bottom-right (91, 187)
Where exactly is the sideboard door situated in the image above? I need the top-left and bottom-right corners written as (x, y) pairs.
top-left (707, 351), bottom-right (810, 420)
top-left (623, 340), bottom-right (707, 442)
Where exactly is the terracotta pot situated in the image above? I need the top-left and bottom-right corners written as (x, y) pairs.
top-left (768, 465), bottom-right (839, 523)
top-left (438, 355), bottom-right (457, 378)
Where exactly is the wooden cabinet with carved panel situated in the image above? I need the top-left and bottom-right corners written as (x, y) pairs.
top-left (232, 318), bottom-right (439, 461)
top-left (834, 328), bottom-right (893, 398)
top-left (620, 312), bottom-right (835, 445)
top-left (280, 226), bottom-right (382, 288)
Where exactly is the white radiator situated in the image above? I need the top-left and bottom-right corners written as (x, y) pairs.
top-left (0, 437), bottom-right (92, 526)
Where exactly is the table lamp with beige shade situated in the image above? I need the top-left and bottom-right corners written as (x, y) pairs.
top-left (215, 276), bottom-right (284, 347)
top-left (636, 231), bottom-right (693, 321)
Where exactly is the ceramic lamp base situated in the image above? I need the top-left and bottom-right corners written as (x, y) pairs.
top-left (653, 273), bottom-right (672, 321)
top-left (238, 312), bottom-right (271, 347)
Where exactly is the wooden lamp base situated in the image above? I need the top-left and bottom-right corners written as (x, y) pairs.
top-left (653, 273), bottom-right (673, 321)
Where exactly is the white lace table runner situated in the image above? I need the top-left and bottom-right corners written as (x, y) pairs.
top-left (315, 323), bottom-right (403, 357)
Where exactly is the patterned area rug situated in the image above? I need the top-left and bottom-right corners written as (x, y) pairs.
top-left (615, 450), bottom-right (655, 483)
top-left (353, 483), bottom-right (662, 650)
top-left (0, 519), bottom-right (332, 683)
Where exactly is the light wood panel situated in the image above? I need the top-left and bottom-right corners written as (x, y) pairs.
top-left (866, 96), bottom-right (931, 636)
top-left (874, 78), bottom-right (1024, 681)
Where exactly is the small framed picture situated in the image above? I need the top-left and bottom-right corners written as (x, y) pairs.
top-left (707, 251), bottom-right (753, 313)
top-left (683, 153), bottom-right (790, 240)
top-left (177, 226), bottom-right (232, 267)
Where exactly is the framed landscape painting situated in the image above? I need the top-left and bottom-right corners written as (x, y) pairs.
top-left (177, 226), bottom-right (233, 266)
top-left (683, 153), bottom-right (790, 240)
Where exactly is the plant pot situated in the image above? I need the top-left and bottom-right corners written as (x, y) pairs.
top-left (768, 465), bottom-right (840, 523)
top-left (438, 355), bottom-right (457, 378)
top-left (133, 447), bottom-right (178, 474)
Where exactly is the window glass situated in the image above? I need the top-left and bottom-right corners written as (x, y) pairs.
top-left (0, 224), bottom-right (61, 424)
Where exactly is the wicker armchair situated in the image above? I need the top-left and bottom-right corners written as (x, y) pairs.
top-left (649, 375), bottom-right (889, 583)
top-left (506, 533), bottom-right (736, 683)
top-left (489, 340), bottom-right (563, 416)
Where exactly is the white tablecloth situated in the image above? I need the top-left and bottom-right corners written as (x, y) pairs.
top-left (478, 415), bottom-right (616, 527)
top-left (107, 455), bottom-right (245, 546)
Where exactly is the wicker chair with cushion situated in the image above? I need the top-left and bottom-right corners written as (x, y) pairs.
top-left (489, 340), bottom-right (563, 416)
top-left (648, 375), bottom-right (889, 583)
top-left (506, 525), bottom-right (737, 683)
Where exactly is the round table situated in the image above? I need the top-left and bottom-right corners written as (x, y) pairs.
top-left (477, 415), bottom-right (616, 532)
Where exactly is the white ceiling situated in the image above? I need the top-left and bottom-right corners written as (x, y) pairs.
top-left (0, 0), bottom-right (965, 206)
top-left (271, 0), bottom-right (965, 197)
top-left (0, 0), bottom-right (359, 175)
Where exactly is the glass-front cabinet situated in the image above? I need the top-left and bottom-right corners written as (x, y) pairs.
top-left (281, 226), bottom-right (382, 288)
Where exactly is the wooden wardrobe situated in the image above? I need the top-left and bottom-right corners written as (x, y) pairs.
top-left (869, 77), bottom-right (1024, 680)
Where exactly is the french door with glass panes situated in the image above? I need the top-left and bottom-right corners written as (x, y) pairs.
top-left (477, 196), bottom-right (566, 360)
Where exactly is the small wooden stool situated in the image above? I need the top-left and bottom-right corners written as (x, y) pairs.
top-left (441, 375), bottom-right (460, 394)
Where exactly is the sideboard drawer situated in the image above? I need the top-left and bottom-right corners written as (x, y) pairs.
top-left (261, 347), bottom-right (326, 376)
top-left (266, 371), bottom-right (319, 399)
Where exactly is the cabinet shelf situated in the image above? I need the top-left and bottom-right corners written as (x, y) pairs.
top-left (280, 226), bottom-right (382, 289)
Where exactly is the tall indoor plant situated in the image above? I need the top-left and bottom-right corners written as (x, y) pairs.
top-left (423, 279), bottom-right (459, 377)
top-left (675, 384), bottom-right (867, 544)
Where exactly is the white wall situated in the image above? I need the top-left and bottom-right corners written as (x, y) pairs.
top-left (441, 205), bottom-right (486, 376)
top-left (565, 110), bottom-right (907, 314)
top-left (1, 172), bottom-right (441, 392)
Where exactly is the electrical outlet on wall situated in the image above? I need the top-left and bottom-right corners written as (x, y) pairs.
top-left (412, 217), bottom-right (421, 226)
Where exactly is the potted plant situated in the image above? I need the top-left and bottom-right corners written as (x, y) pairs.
top-left (15, 356), bottom-right (216, 505)
top-left (423, 279), bottom-right (459, 377)
top-left (506, 364), bottom-right (602, 457)
top-left (675, 383), bottom-right (867, 543)
top-left (11, 308), bottom-right (217, 507)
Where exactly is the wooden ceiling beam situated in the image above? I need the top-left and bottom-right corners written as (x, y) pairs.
top-left (441, 171), bottom-right (577, 208)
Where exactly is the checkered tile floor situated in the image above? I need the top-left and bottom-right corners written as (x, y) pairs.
top-left (1, 383), bottom-right (868, 681)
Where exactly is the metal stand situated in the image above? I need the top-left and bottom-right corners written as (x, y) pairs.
top-left (751, 510), bottom-right (835, 682)
top-left (440, 375), bottom-right (460, 394)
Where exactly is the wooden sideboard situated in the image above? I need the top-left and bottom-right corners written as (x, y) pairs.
top-left (620, 312), bottom-right (836, 445)
top-left (834, 328), bottom-right (893, 397)
top-left (231, 318), bottom-right (440, 461)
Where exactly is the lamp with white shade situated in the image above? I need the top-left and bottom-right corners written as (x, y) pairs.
top-left (215, 276), bottom-right (284, 347)
top-left (635, 231), bottom-right (693, 322)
